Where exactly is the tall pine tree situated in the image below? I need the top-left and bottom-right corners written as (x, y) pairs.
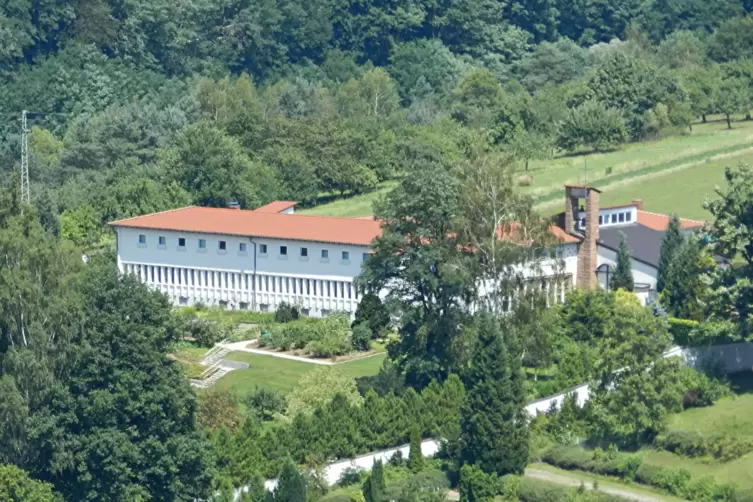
top-left (274, 460), bottom-right (306, 501)
top-left (657, 215), bottom-right (683, 293)
top-left (362, 460), bottom-right (385, 502)
top-left (408, 425), bottom-right (424, 472)
top-left (460, 311), bottom-right (529, 476)
top-left (611, 233), bottom-right (635, 292)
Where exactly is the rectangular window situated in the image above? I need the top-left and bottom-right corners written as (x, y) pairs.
top-left (260, 244), bottom-right (268, 254)
top-left (138, 234), bottom-right (146, 244)
top-left (611, 214), bottom-right (617, 224)
top-left (280, 246), bottom-right (287, 256)
top-left (301, 247), bottom-right (308, 257)
top-left (618, 212), bottom-right (625, 223)
top-left (626, 212), bottom-right (632, 222)
top-left (199, 239), bottom-right (206, 249)
top-left (347, 283), bottom-right (352, 299)
top-left (219, 240), bottom-right (227, 250)
top-left (190, 269), bottom-right (195, 285)
top-left (158, 236), bottom-right (166, 246)
top-left (326, 281), bottom-right (331, 297)
top-left (239, 242), bottom-right (247, 252)
top-left (178, 237), bottom-right (186, 247)
top-left (292, 279), bottom-right (297, 294)
top-left (598, 215), bottom-right (603, 225)
top-left (272, 277), bottom-right (277, 293)
top-left (321, 249), bottom-right (329, 259)
top-left (342, 251), bottom-right (350, 261)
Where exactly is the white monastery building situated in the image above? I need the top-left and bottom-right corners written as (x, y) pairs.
top-left (110, 186), bottom-right (703, 316)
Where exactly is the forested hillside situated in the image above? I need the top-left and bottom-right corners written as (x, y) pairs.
top-left (1, 1), bottom-right (753, 244)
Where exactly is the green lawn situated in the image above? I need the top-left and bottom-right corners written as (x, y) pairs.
top-left (215, 352), bottom-right (386, 397)
top-left (635, 372), bottom-right (753, 490)
top-left (305, 119), bottom-right (753, 219)
top-left (595, 149), bottom-right (753, 221)
top-left (300, 181), bottom-right (398, 218)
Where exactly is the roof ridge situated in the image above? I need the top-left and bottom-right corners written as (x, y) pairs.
top-left (637, 209), bottom-right (704, 224)
top-left (110, 205), bottom-right (197, 225)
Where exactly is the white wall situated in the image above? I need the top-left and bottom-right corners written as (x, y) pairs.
top-left (116, 227), bottom-right (369, 316)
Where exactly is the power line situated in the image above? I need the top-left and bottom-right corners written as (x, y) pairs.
top-left (20, 110), bottom-right (29, 204)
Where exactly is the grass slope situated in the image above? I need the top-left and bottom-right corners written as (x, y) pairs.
top-left (215, 352), bottom-right (386, 397)
top-left (637, 372), bottom-right (753, 490)
top-left (305, 119), bottom-right (753, 220)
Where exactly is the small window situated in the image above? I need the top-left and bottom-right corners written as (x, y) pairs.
top-left (138, 234), bottom-right (146, 244)
top-left (301, 247), bottom-right (308, 257)
top-left (611, 214), bottom-right (617, 224)
top-left (219, 241), bottom-right (227, 250)
top-left (198, 239), bottom-right (206, 249)
top-left (239, 242), bottom-right (247, 252)
top-left (158, 236), bottom-right (166, 246)
top-left (579, 217), bottom-right (585, 228)
top-left (321, 249), bottom-right (329, 259)
top-left (598, 215), bottom-right (603, 225)
top-left (280, 246), bottom-right (288, 256)
top-left (342, 251), bottom-right (350, 261)
top-left (618, 212), bottom-right (625, 223)
top-left (626, 212), bottom-right (632, 222)
top-left (178, 237), bottom-right (186, 247)
top-left (260, 244), bottom-right (268, 254)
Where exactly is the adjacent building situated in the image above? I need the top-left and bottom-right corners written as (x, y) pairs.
top-left (110, 186), bottom-right (703, 316)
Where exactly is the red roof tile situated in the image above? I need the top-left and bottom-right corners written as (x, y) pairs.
top-left (110, 206), bottom-right (382, 246)
top-left (253, 201), bottom-right (297, 213)
top-left (637, 210), bottom-right (704, 231)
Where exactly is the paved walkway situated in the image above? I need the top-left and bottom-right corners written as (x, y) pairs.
top-left (524, 469), bottom-right (668, 502)
top-left (224, 340), bottom-right (335, 365)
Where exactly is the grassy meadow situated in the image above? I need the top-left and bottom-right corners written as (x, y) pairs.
top-left (302, 118), bottom-right (753, 220)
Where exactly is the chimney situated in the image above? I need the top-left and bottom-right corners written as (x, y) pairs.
top-left (564, 185), bottom-right (601, 289)
top-left (632, 199), bottom-right (643, 211)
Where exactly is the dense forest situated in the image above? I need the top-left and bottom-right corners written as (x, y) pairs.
top-left (1, 1), bottom-right (753, 245)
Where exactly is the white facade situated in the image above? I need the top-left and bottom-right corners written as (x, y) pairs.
top-left (596, 245), bottom-right (658, 304)
top-left (116, 226), bottom-right (368, 316)
top-left (115, 225), bottom-right (578, 317)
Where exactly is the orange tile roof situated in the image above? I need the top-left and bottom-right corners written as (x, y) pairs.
top-left (110, 206), bottom-right (382, 246)
top-left (550, 225), bottom-right (581, 244)
top-left (253, 201), bottom-right (297, 213)
top-left (637, 210), bottom-right (704, 231)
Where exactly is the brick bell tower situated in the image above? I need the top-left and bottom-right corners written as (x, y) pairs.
top-left (564, 185), bottom-right (601, 289)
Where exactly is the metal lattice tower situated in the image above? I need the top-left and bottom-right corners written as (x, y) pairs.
top-left (20, 110), bottom-right (30, 204)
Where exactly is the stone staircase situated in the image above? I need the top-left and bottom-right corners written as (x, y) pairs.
top-left (199, 339), bottom-right (231, 365)
top-left (190, 340), bottom-right (236, 388)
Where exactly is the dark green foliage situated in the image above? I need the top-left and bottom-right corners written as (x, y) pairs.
top-left (362, 460), bottom-right (385, 502)
top-left (351, 323), bottom-right (372, 352)
top-left (275, 302), bottom-right (300, 323)
top-left (352, 293), bottom-right (390, 339)
top-left (408, 425), bottom-right (424, 472)
top-left (557, 100), bottom-right (627, 152)
top-left (657, 215), bottom-right (683, 293)
top-left (458, 464), bottom-right (498, 502)
top-left (518, 476), bottom-right (632, 502)
top-left (274, 460), bottom-right (307, 501)
top-left (460, 312), bottom-right (529, 476)
top-left (245, 387), bottom-right (288, 421)
top-left (610, 233), bottom-right (635, 292)
top-left (337, 467), bottom-right (364, 487)
top-left (678, 365), bottom-right (730, 408)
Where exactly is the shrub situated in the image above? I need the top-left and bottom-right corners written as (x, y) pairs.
top-left (519, 477), bottom-right (632, 502)
top-left (678, 365), bottom-right (730, 408)
top-left (651, 467), bottom-right (692, 497)
top-left (668, 317), bottom-right (699, 345)
top-left (654, 431), bottom-right (753, 463)
top-left (500, 475), bottom-right (522, 500)
top-left (306, 314), bottom-right (353, 357)
top-left (517, 174), bottom-right (533, 187)
top-left (338, 468), bottom-right (364, 487)
top-left (275, 302), bottom-right (300, 323)
top-left (459, 464), bottom-right (498, 502)
top-left (351, 323), bottom-right (372, 352)
top-left (634, 463), bottom-right (663, 485)
top-left (616, 454), bottom-right (642, 481)
top-left (245, 387), bottom-right (287, 421)
top-left (183, 316), bottom-right (233, 348)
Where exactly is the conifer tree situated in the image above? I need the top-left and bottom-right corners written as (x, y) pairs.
top-left (611, 233), bottom-right (634, 292)
top-left (460, 311), bottom-right (529, 476)
top-left (408, 425), bottom-right (424, 472)
top-left (362, 460), bottom-right (385, 502)
top-left (274, 460), bottom-right (306, 501)
top-left (657, 215), bottom-right (683, 293)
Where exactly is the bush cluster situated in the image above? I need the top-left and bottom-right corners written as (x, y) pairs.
top-left (654, 431), bottom-right (753, 463)
top-left (259, 313), bottom-right (359, 357)
top-left (274, 302), bottom-right (300, 323)
top-left (543, 445), bottom-right (742, 501)
top-left (678, 366), bottom-right (730, 408)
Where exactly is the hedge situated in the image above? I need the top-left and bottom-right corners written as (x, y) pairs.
top-left (668, 317), bottom-right (699, 345)
top-left (542, 445), bottom-right (741, 501)
top-left (654, 431), bottom-right (753, 463)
